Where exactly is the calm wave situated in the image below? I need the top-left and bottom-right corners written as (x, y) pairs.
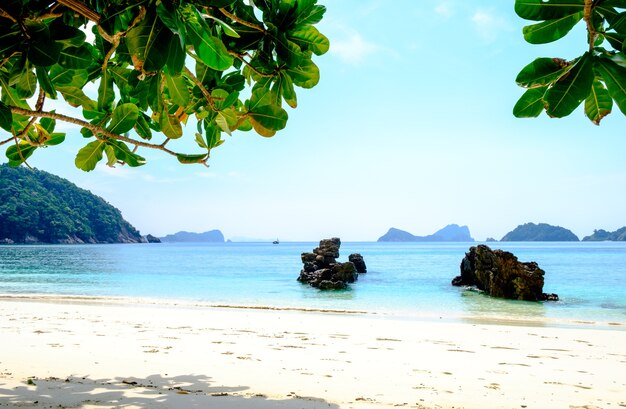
top-left (1, 242), bottom-right (625, 324)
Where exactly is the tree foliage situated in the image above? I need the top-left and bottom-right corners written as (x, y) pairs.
top-left (514, 0), bottom-right (626, 124)
top-left (0, 0), bottom-right (328, 170)
top-left (0, 163), bottom-right (142, 243)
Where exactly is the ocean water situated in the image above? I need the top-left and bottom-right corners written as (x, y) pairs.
top-left (0, 242), bottom-right (625, 326)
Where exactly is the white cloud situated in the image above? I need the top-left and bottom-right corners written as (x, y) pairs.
top-left (435, 2), bottom-right (454, 18)
top-left (331, 32), bottom-right (379, 65)
top-left (471, 9), bottom-right (509, 42)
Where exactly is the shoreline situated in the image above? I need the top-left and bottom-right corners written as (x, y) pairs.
top-left (0, 293), bottom-right (624, 331)
top-left (1, 298), bottom-right (625, 408)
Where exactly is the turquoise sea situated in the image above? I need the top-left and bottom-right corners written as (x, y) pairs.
top-left (1, 242), bottom-right (625, 326)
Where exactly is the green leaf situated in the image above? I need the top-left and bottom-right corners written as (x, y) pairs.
top-left (522, 11), bottom-right (583, 44)
top-left (211, 89), bottom-right (230, 110)
top-left (204, 15), bottom-right (240, 38)
top-left (516, 57), bottom-right (570, 88)
top-left (49, 66), bottom-right (88, 88)
top-left (187, 23), bottom-right (234, 70)
top-left (106, 139), bottom-right (146, 167)
top-left (545, 52), bottom-right (594, 117)
top-left (513, 86), bottom-right (547, 117)
top-left (286, 58), bottom-right (320, 88)
top-left (6, 143), bottom-right (36, 166)
top-left (44, 132), bottom-right (65, 146)
top-left (125, 11), bottom-right (170, 72)
top-left (204, 123), bottom-right (224, 149)
top-left (160, 113), bottom-right (183, 139)
top-left (165, 73), bottom-right (190, 107)
top-left (296, 1), bottom-right (326, 25)
top-left (107, 103), bottom-right (139, 134)
top-left (57, 86), bottom-right (96, 110)
top-left (58, 45), bottom-right (94, 69)
top-left (16, 70), bottom-right (37, 99)
top-left (75, 140), bottom-right (105, 171)
top-left (195, 132), bottom-right (208, 148)
top-left (165, 35), bottom-right (186, 75)
top-left (0, 101), bottom-right (12, 131)
top-left (288, 26), bottom-right (329, 55)
top-left (514, 0), bottom-right (585, 21)
top-left (585, 78), bottom-right (613, 125)
top-left (134, 114), bottom-right (152, 140)
top-left (248, 104), bottom-right (288, 137)
top-left (40, 117), bottom-right (55, 134)
top-left (215, 108), bottom-right (238, 135)
top-left (595, 56), bottom-right (626, 114)
top-left (104, 144), bottom-right (117, 166)
top-left (36, 67), bottom-right (57, 99)
top-left (98, 69), bottom-right (115, 112)
top-left (26, 22), bottom-right (60, 66)
top-left (176, 153), bottom-right (208, 164)
top-left (249, 83), bottom-right (277, 110)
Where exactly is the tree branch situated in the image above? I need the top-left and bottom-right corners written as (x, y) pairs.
top-left (218, 8), bottom-right (266, 33)
top-left (56, 0), bottom-right (100, 23)
top-left (0, 7), bottom-right (17, 23)
top-left (184, 67), bottom-right (216, 110)
top-left (101, 7), bottom-right (146, 69)
top-left (0, 135), bottom-right (14, 147)
top-left (584, 0), bottom-right (597, 53)
top-left (7, 105), bottom-right (181, 157)
top-left (229, 51), bottom-right (276, 78)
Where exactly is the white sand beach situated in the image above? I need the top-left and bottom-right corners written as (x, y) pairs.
top-left (0, 297), bottom-right (624, 409)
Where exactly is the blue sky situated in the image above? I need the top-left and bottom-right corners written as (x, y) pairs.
top-left (6, 0), bottom-right (626, 241)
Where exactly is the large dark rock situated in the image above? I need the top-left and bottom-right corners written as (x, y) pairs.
top-left (349, 253), bottom-right (367, 273)
top-left (452, 245), bottom-right (558, 301)
top-left (297, 238), bottom-right (364, 290)
top-left (145, 234), bottom-right (161, 243)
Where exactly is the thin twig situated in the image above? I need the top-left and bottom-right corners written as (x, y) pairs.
top-left (8, 105), bottom-right (180, 157)
top-left (0, 8), bottom-right (17, 23)
top-left (0, 135), bottom-right (14, 146)
top-left (229, 51), bottom-right (276, 78)
top-left (218, 8), bottom-right (266, 33)
top-left (56, 0), bottom-right (100, 23)
top-left (184, 66), bottom-right (216, 110)
top-left (101, 7), bottom-right (146, 68)
top-left (33, 12), bottom-right (64, 21)
top-left (15, 89), bottom-right (46, 145)
top-left (584, 0), bottom-right (596, 53)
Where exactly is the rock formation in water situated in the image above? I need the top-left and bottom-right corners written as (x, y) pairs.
top-left (145, 234), bottom-right (162, 243)
top-left (452, 245), bottom-right (558, 301)
top-left (378, 224), bottom-right (474, 242)
top-left (349, 253), bottom-right (367, 274)
top-left (500, 223), bottom-right (578, 241)
top-left (160, 230), bottom-right (225, 242)
top-left (582, 227), bottom-right (626, 241)
top-left (297, 238), bottom-right (366, 289)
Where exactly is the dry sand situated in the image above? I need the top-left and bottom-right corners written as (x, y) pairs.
top-left (0, 297), bottom-right (624, 409)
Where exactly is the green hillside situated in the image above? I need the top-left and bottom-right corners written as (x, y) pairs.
top-left (0, 164), bottom-right (142, 244)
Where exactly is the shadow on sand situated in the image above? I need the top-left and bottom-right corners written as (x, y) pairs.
top-left (0, 373), bottom-right (340, 408)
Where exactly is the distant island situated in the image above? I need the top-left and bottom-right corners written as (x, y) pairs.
top-left (0, 164), bottom-right (143, 244)
top-left (377, 224), bottom-right (475, 242)
top-left (501, 223), bottom-right (579, 242)
top-left (160, 230), bottom-right (225, 243)
top-left (582, 227), bottom-right (626, 241)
